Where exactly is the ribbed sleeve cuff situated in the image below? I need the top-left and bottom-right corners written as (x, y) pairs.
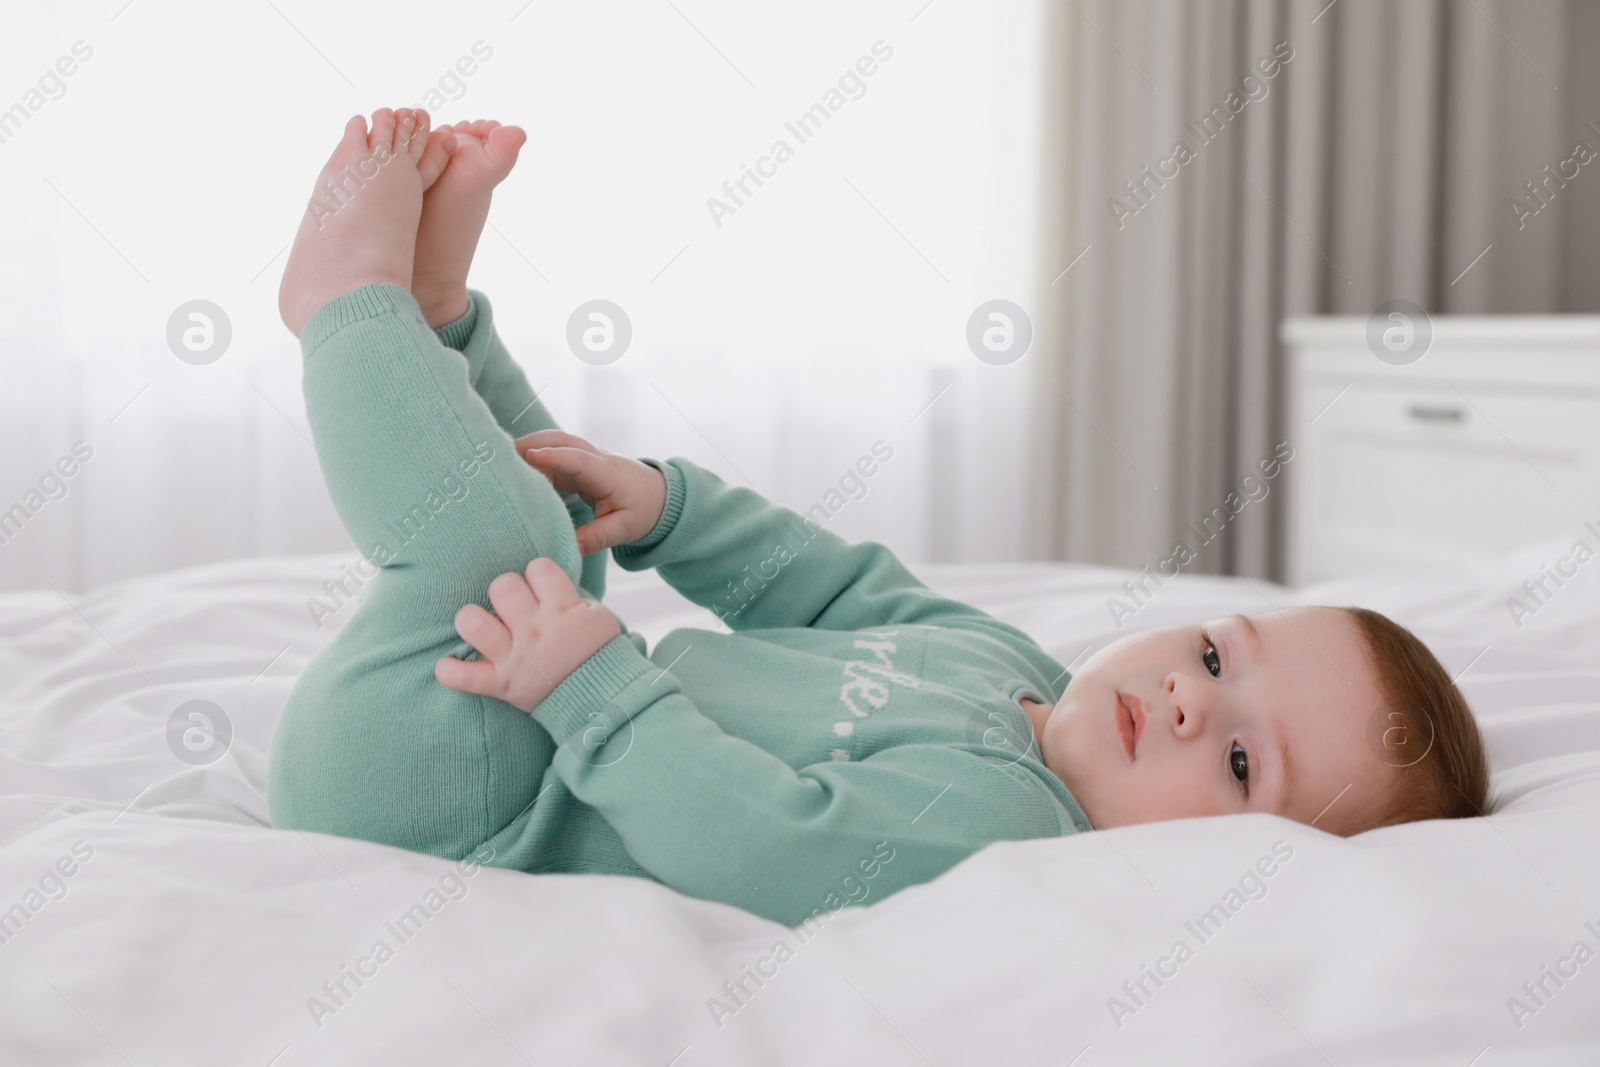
top-left (433, 294), bottom-right (480, 351)
top-left (299, 282), bottom-right (423, 356)
top-left (531, 633), bottom-right (663, 746)
top-left (613, 458), bottom-right (687, 564)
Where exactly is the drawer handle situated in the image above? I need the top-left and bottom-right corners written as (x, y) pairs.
top-left (1407, 404), bottom-right (1465, 423)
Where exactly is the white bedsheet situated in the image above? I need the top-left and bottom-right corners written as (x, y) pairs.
top-left (1, 547), bottom-right (1597, 1065)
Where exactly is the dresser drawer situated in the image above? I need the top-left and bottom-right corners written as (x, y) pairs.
top-left (1318, 379), bottom-right (1598, 454)
top-left (1283, 315), bottom-right (1600, 585)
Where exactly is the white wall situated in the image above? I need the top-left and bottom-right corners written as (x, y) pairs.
top-left (0, 0), bottom-right (1050, 593)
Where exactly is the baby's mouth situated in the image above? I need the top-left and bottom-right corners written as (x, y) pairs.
top-left (1115, 691), bottom-right (1146, 761)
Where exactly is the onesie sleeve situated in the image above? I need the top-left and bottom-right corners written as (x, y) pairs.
top-left (612, 456), bottom-right (1049, 657)
top-left (530, 634), bottom-right (1084, 925)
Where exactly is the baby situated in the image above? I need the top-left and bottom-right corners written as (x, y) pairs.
top-left (268, 109), bottom-right (1493, 926)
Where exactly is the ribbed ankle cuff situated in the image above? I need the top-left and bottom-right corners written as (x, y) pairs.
top-left (300, 282), bottom-right (426, 357)
top-left (433, 294), bottom-right (481, 352)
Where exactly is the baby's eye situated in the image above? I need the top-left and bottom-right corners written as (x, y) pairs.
top-left (1202, 644), bottom-right (1221, 677)
top-left (1229, 743), bottom-right (1249, 788)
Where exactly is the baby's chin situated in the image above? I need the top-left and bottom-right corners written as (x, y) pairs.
top-left (1046, 689), bottom-right (1171, 830)
top-left (1041, 697), bottom-right (1114, 826)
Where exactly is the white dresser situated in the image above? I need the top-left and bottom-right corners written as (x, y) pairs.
top-left (1281, 315), bottom-right (1600, 586)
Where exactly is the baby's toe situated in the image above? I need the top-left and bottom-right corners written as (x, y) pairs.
top-left (393, 108), bottom-right (415, 152)
top-left (484, 125), bottom-right (527, 168)
top-left (368, 107), bottom-right (396, 153)
top-left (402, 108), bottom-right (430, 158)
top-left (418, 128), bottom-right (456, 188)
top-left (340, 113), bottom-right (367, 148)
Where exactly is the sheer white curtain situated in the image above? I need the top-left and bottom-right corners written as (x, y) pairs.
top-left (0, 0), bottom-right (1051, 593)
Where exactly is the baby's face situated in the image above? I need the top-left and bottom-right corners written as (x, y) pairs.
top-left (1039, 606), bottom-right (1396, 836)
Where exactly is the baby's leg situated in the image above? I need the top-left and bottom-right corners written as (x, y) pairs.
top-left (439, 296), bottom-right (607, 602)
top-left (270, 281), bottom-right (585, 862)
top-left (415, 121), bottom-right (607, 599)
top-left (268, 112), bottom-right (584, 862)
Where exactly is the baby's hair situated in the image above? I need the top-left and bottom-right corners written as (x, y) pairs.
top-left (1341, 606), bottom-right (1494, 829)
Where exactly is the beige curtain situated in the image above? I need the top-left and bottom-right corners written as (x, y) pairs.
top-left (1030, 0), bottom-right (1600, 581)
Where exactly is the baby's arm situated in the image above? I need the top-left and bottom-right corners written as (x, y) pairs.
top-left (520, 438), bottom-right (1046, 648)
top-left (438, 585), bottom-right (1073, 924)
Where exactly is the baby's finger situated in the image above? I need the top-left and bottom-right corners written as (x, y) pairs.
top-left (487, 571), bottom-right (540, 620)
top-left (574, 513), bottom-right (635, 555)
top-left (524, 447), bottom-right (613, 499)
top-left (522, 449), bottom-right (585, 496)
top-left (524, 557), bottom-right (580, 608)
top-left (434, 655), bottom-right (501, 695)
top-left (514, 429), bottom-right (603, 456)
top-left (453, 602), bottom-right (512, 657)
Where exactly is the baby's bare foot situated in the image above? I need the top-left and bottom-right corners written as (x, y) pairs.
top-left (278, 108), bottom-right (457, 337)
top-left (412, 120), bottom-right (528, 329)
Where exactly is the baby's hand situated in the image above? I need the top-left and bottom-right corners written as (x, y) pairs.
top-left (516, 430), bottom-right (667, 555)
top-left (434, 559), bottom-right (620, 713)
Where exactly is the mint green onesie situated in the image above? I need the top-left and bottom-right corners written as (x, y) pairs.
top-left (267, 283), bottom-right (1090, 926)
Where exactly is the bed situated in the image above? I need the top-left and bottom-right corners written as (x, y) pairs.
top-left (1, 546), bottom-right (1596, 1065)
